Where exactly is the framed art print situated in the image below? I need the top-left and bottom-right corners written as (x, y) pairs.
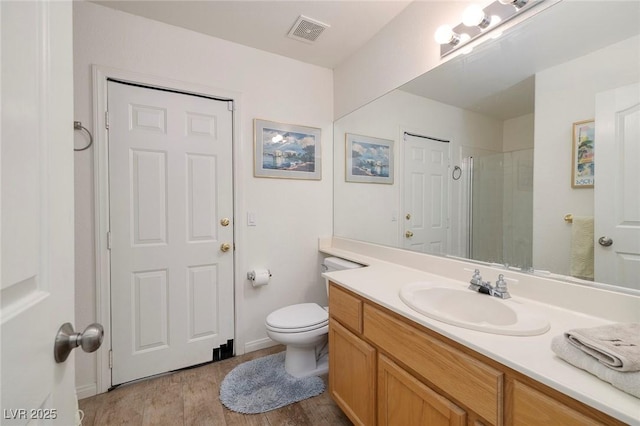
top-left (345, 133), bottom-right (393, 184)
top-left (254, 119), bottom-right (321, 180)
top-left (572, 119), bottom-right (595, 188)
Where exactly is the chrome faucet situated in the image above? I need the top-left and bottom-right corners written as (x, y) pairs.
top-left (468, 270), bottom-right (511, 299)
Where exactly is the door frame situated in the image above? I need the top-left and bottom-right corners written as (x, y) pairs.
top-left (92, 65), bottom-right (244, 394)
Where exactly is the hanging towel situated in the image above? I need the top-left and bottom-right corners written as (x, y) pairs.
top-left (551, 334), bottom-right (640, 398)
top-left (565, 323), bottom-right (640, 372)
top-left (570, 216), bottom-right (594, 280)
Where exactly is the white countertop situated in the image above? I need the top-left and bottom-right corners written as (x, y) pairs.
top-left (320, 247), bottom-right (640, 425)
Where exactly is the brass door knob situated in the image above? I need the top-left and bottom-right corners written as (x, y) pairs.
top-left (405, 230), bottom-right (414, 238)
top-left (220, 218), bottom-right (230, 227)
top-left (220, 243), bottom-right (231, 252)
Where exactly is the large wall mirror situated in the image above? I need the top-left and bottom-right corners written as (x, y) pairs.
top-left (333, 1), bottom-right (640, 293)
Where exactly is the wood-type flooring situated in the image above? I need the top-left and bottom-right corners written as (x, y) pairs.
top-left (79, 345), bottom-right (351, 425)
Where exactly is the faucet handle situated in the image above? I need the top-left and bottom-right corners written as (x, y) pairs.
top-left (470, 269), bottom-right (482, 284)
top-left (495, 274), bottom-right (507, 289)
top-left (493, 274), bottom-right (510, 299)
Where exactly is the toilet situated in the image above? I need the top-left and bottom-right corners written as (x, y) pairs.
top-left (265, 257), bottom-right (363, 378)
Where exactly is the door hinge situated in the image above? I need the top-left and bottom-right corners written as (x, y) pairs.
top-left (109, 350), bottom-right (113, 369)
top-left (107, 231), bottom-right (112, 250)
top-left (105, 111), bottom-right (110, 129)
top-left (227, 101), bottom-right (234, 112)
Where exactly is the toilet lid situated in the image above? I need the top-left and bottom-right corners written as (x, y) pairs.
top-left (266, 303), bottom-right (328, 330)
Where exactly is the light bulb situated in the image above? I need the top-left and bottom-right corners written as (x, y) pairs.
top-left (434, 25), bottom-right (460, 45)
top-left (462, 5), bottom-right (491, 29)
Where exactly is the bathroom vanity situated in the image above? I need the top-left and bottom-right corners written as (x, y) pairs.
top-left (321, 238), bottom-right (640, 426)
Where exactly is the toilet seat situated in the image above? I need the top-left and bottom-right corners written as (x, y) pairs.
top-left (266, 303), bottom-right (328, 333)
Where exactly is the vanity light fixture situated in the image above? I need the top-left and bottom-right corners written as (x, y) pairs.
top-left (499, 0), bottom-right (529, 9)
top-left (436, 0), bottom-right (544, 57)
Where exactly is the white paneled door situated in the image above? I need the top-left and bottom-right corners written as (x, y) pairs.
top-left (108, 81), bottom-right (235, 385)
top-left (594, 83), bottom-right (640, 291)
top-left (1, 1), bottom-right (77, 424)
top-left (403, 133), bottom-right (450, 254)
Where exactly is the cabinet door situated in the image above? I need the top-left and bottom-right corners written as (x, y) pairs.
top-left (378, 354), bottom-right (466, 426)
top-left (329, 318), bottom-right (376, 426)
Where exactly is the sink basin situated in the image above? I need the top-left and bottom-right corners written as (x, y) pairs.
top-left (399, 281), bottom-right (550, 336)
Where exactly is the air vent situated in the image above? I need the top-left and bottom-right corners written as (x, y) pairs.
top-left (287, 15), bottom-right (330, 43)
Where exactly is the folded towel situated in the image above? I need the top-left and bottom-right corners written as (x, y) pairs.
top-left (551, 335), bottom-right (640, 398)
top-left (570, 216), bottom-right (594, 280)
top-left (565, 323), bottom-right (640, 372)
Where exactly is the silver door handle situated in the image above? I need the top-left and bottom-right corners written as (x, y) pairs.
top-left (598, 236), bottom-right (613, 247)
top-left (54, 322), bottom-right (104, 363)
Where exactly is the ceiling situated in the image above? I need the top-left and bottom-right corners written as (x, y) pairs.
top-left (92, 0), bottom-right (412, 69)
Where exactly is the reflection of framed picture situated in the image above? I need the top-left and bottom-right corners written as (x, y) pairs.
top-left (346, 133), bottom-right (393, 184)
top-left (572, 119), bottom-right (595, 188)
top-left (254, 119), bottom-right (321, 180)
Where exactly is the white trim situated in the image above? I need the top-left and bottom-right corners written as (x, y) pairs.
top-left (244, 337), bottom-right (279, 354)
top-left (92, 65), bottom-right (245, 393)
top-left (75, 384), bottom-right (97, 401)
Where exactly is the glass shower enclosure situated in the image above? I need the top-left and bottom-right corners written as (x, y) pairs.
top-left (464, 149), bottom-right (534, 270)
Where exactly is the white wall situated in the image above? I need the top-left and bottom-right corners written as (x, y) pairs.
top-left (333, 1), bottom-right (468, 119)
top-left (533, 35), bottom-right (640, 275)
top-left (333, 89), bottom-right (503, 254)
top-left (73, 2), bottom-right (333, 396)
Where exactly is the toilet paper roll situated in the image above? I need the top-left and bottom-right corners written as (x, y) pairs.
top-left (250, 269), bottom-right (271, 287)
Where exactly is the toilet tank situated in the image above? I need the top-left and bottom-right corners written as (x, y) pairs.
top-left (323, 257), bottom-right (363, 272)
top-left (322, 257), bottom-right (363, 297)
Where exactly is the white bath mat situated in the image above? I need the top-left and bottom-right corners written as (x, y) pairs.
top-left (219, 352), bottom-right (325, 414)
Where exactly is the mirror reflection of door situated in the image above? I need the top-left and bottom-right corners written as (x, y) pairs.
top-left (402, 132), bottom-right (450, 254)
top-left (594, 82), bottom-right (640, 290)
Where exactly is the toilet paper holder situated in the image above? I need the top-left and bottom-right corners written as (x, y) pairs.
top-left (247, 269), bottom-right (272, 281)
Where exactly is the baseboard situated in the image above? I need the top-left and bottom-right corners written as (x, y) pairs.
top-left (244, 337), bottom-right (278, 353)
top-left (76, 383), bottom-right (97, 400)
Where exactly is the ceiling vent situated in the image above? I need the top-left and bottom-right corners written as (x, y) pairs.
top-left (287, 15), bottom-right (330, 43)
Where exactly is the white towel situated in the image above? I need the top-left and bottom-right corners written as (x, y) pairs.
top-left (565, 323), bottom-right (640, 372)
top-left (551, 335), bottom-right (640, 398)
top-left (570, 216), bottom-right (594, 280)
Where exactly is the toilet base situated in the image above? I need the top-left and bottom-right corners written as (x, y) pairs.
top-left (283, 336), bottom-right (329, 378)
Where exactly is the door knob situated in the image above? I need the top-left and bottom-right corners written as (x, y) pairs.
top-left (220, 218), bottom-right (230, 227)
top-left (54, 323), bottom-right (104, 363)
top-left (405, 230), bottom-right (414, 238)
top-left (220, 243), bottom-right (231, 252)
top-left (598, 236), bottom-right (613, 247)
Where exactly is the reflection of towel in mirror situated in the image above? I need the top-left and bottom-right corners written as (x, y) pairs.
top-left (551, 334), bottom-right (640, 398)
top-left (570, 216), bottom-right (594, 280)
top-left (565, 323), bottom-right (640, 372)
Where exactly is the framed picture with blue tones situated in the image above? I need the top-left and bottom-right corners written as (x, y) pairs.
top-left (571, 119), bottom-right (594, 188)
top-left (254, 119), bottom-right (321, 180)
top-left (346, 133), bottom-right (394, 184)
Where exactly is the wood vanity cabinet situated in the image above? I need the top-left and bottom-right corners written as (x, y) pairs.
top-left (328, 282), bottom-right (625, 426)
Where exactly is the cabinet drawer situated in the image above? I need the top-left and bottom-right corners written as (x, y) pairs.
top-left (511, 380), bottom-right (604, 426)
top-left (364, 304), bottom-right (503, 425)
top-left (329, 283), bottom-right (363, 333)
